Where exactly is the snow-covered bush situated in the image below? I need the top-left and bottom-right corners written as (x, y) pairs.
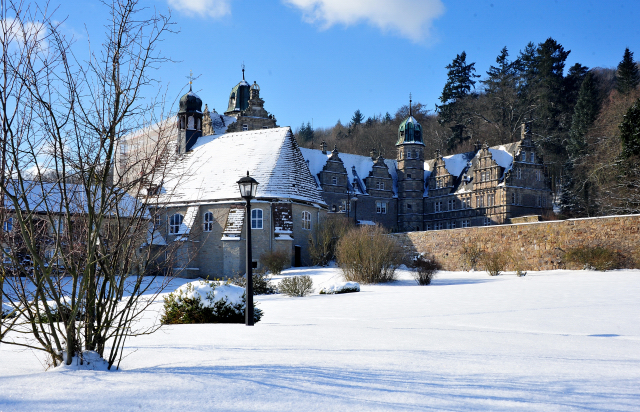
top-left (231, 272), bottom-right (277, 295)
top-left (410, 254), bottom-right (442, 285)
top-left (564, 246), bottom-right (622, 271)
top-left (319, 282), bottom-right (360, 294)
top-left (336, 225), bottom-right (400, 284)
top-left (460, 236), bottom-right (483, 271)
top-left (278, 275), bottom-right (313, 297)
top-left (162, 281), bottom-right (262, 324)
top-left (259, 250), bottom-right (289, 276)
top-left (37, 299), bottom-right (84, 323)
top-left (480, 252), bottom-right (507, 276)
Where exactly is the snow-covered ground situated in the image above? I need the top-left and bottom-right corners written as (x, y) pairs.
top-left (1, 267), bottom-right (639, 411)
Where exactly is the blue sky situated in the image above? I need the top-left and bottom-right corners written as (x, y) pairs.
top-left (51, 0), bottom-right (640, 129)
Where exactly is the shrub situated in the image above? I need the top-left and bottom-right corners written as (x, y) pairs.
top-left (564, 246), bottom-right (623, 271)
top-left (410, 254), bottom-right (442, 285)
top-left (506, 251), bottom-right (527, 277)
top-left (336, 225), bottom-right (400, 284)
top-left (278, 275), bottom-right (313, 297)
top-left (37, 301), bottom-right (84, 323)
top-left (319, 282), bottom-right (360, 294)
top-left (460, 237), bottom-right (483, 271)
top-left (480, 252), bottom-right (507, 276)
top-left (161, 281), bottom-right (262, 324)
top-left (259, 250), bottom-right (289, 276)
top-left (308, 215), bottom-right (354, 266)
top-left (231, 272), bottom-right (277, 295)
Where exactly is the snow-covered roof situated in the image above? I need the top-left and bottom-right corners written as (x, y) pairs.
top-left (443, 152), bottom-right (475, 176)
top-left (300, 148), bottom-right (398, 196)
top-left (3, 180), bottom-right (143, 218)
top-left (157, 127), bottom-right (325, 205)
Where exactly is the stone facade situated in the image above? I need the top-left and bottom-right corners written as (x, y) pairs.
top-left (393, 214), bottom-right (640, 271)
top-left (154, 201), bottom-right (324, 279)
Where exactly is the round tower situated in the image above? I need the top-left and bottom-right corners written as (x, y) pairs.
top-left (396, 97), bottom-right (425, 231)
top-left (177, 85), bottom-right (203, 153)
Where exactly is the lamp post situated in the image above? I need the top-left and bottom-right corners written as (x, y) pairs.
top-left (237, 171), bottom-right (259, 326)
top-left (346, 186), bottom-right (357, 224)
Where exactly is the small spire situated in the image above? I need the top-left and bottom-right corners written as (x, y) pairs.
top-left (242, 62), bottom-right (245, 80)
top-left (409, 93), bottom-right (412, 117)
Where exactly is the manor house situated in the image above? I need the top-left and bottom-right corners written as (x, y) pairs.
top-left (118, 70), bottom-right (553, 278)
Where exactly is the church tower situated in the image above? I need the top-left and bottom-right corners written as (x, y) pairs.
top-left (177, 81), bottom-right (203, 154)
top-left (396, 97), bottom-right (425, 231)
top-left (224, 65), bottom-right (277, 132)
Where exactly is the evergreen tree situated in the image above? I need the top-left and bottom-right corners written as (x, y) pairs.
top-left (563, 63), bottom-right (589, 114)
top-left (297, 122), bottom-right (314, 142)
top-left (535, 38), bottom-right (570, 134)
top-left (481, 47), bottom-right (520, 140)
top-left (619, 97), bottom-right (640, 157)
top-left (436, 51), bottom-right (480, 150)
top-left (615, 48), bottom-right (640, 94)
top-left (351, 109), bottom-right (364, 126)
top-left (384, 112), bottom-right (392, 123)
top-left (567, 72), bottom-right (600, 159)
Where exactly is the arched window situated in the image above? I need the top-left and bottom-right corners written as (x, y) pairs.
top-left (251, 209), bottom-right (263, 229)
top-left (169, 214), bottom-right (183, 234)
top-left (187, 116), bottom-right (195, 130)
top-left (203, 212), bottom-right (213, 232)
top-left (302, 211), bottom-right (311, 230)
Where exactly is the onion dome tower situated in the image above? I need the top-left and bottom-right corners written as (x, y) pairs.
top-left (177, 77), bottom-right (203, 154)
top-left (396, 95), bottom-right (425, 231)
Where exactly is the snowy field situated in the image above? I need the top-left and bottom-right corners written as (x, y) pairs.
top-left (1, 267), bottom-right (639, 411)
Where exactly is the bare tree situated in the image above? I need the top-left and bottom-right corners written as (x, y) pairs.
top-left (0, 0), bottom-right (180, 369)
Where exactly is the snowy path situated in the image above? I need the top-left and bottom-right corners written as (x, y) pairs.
top-left (1, 268), bottom-right (639, 411)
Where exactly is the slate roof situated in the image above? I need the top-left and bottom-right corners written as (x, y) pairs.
top-left (157, 127), bottom-right (325, 206)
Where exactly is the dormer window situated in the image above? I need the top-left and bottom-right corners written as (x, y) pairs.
top-left (407, 150), bottom-right (412, 159)
top-left (242, 124), bottom-right (249, 131)
top-left (169, 214), bottom-right (184, 234)
top-left (530, 152), bottom-right (535, 163)
top-left (332, 176), bottom-right (338, 185)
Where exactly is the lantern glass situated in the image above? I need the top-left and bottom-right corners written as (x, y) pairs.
top-left (237, 172), bottom-right (259, 200)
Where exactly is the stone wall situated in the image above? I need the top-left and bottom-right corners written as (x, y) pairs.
top-left (392, 214), bottom-right (640, 270)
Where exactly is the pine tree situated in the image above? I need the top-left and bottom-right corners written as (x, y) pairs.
top-left (615, 48), bottom-right (640, 95)
top-left (297, 122), bottom-right (314, 142)
top-left (563, 63), bottom-right (589, 114)
top-left (619, 97), bottom-right (640, 157)
top-left (436, 51), bottom-right (480, 150)
top-left (481, 47), bottom-right (519, 140)
top-left (351, 109), bottom-right (364, 126)
top-left (567, 72), bottom-right (600, 159)
top-left (384, 112), bottom-right (392, 123)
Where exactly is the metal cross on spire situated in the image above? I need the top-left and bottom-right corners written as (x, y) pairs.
top-left (409, 93), bottom-right (412, 116)
top-left (242, 62), bottom-right (245, 80)
top-left (188, 70), bottom-right (193, 91)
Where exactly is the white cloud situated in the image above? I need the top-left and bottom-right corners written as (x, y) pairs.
top-left (167, 0), bottom-right (232, 18)
top-left (1, 18), bottom-right (48, 50)
top-left (283, 0), bottom-right (445, 42)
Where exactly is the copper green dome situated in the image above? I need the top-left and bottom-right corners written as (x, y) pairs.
top-left (396, 115), bottom-right (424, 146)
top-left (226, 79), bottom-right (250, 113)
top-left (179, 90), bottom-right (202, 114)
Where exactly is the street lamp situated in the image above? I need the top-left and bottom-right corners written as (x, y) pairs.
top-left (237, 171), bottom-right (259, 326)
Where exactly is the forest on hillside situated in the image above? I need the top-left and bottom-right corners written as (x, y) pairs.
top-left (295, 38), bottom-right (640, 219)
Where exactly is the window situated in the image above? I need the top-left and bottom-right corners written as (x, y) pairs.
top-left (376, 181), bottom-right (385, 190)
top-left (448, 199), bottom-right (455, 211)
top-left (51, 218), bottom-right (64, 235)
top-left (302, 211), bottom-right (311, 230)
top-left (120, 142), bottom-right (128, 156)
top-left (536, 170), bottom-right (542, 181)
top-left (3, 217), bottom-right (12, 232)
top-left (406, 203), bottom-right (412, 210)
top-left (169, 214), bottom-right (183, 234)
top-left (511, 192), bottom-right (516, 205)
top-left (44, 249), bottom-right (55, 262)
top-left (407, 150), bottom-right (412, 159)
top-left (537, 196), bottom-right (542, 207)
top-left (331, 176), bottom-right (338, 185)
top-left (426, 224), bottom-right (431, 231)
top-left (462, 219), bottom-right (470, 228)
top-left (242, 124), bottom-right (249, 131)
top-left (407, 173), bottom-right (412, 179)
top-left (476, 196), bottom-right (484, 208)
top-left (376, 201), bottom-right (387, 214)
top-left (531, 152), bottom-right (535, 163)
top-left (483, 217), bottom-right (492, 226)
top-left (488, 193), bottom-right (495, 207)
top-left (521, 151), bottom-right (526, 162)
top-left (341, 201), bottom-right (351, 212)
top-left (516, 168), bottom-right (522, 179)
top-left (203, 212), bottom-right (213, 232)
top-left (450, 221), bottom-right (456, 229)
top-left (251, 209), bottom-right (263, 229)
top-left (481, 171), bottom-right (486, 182)
top-left (434, 201), bottom-right (442, 212)
top-left (262, 126), bottom-right (269, 129)
top-left (3, 248), bottom-right (11, 264)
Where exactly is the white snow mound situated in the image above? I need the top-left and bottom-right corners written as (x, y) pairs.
top-left (174, 281), bottom-right (245, 307)
top-left (320, 281), bottom-right (360, 294)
